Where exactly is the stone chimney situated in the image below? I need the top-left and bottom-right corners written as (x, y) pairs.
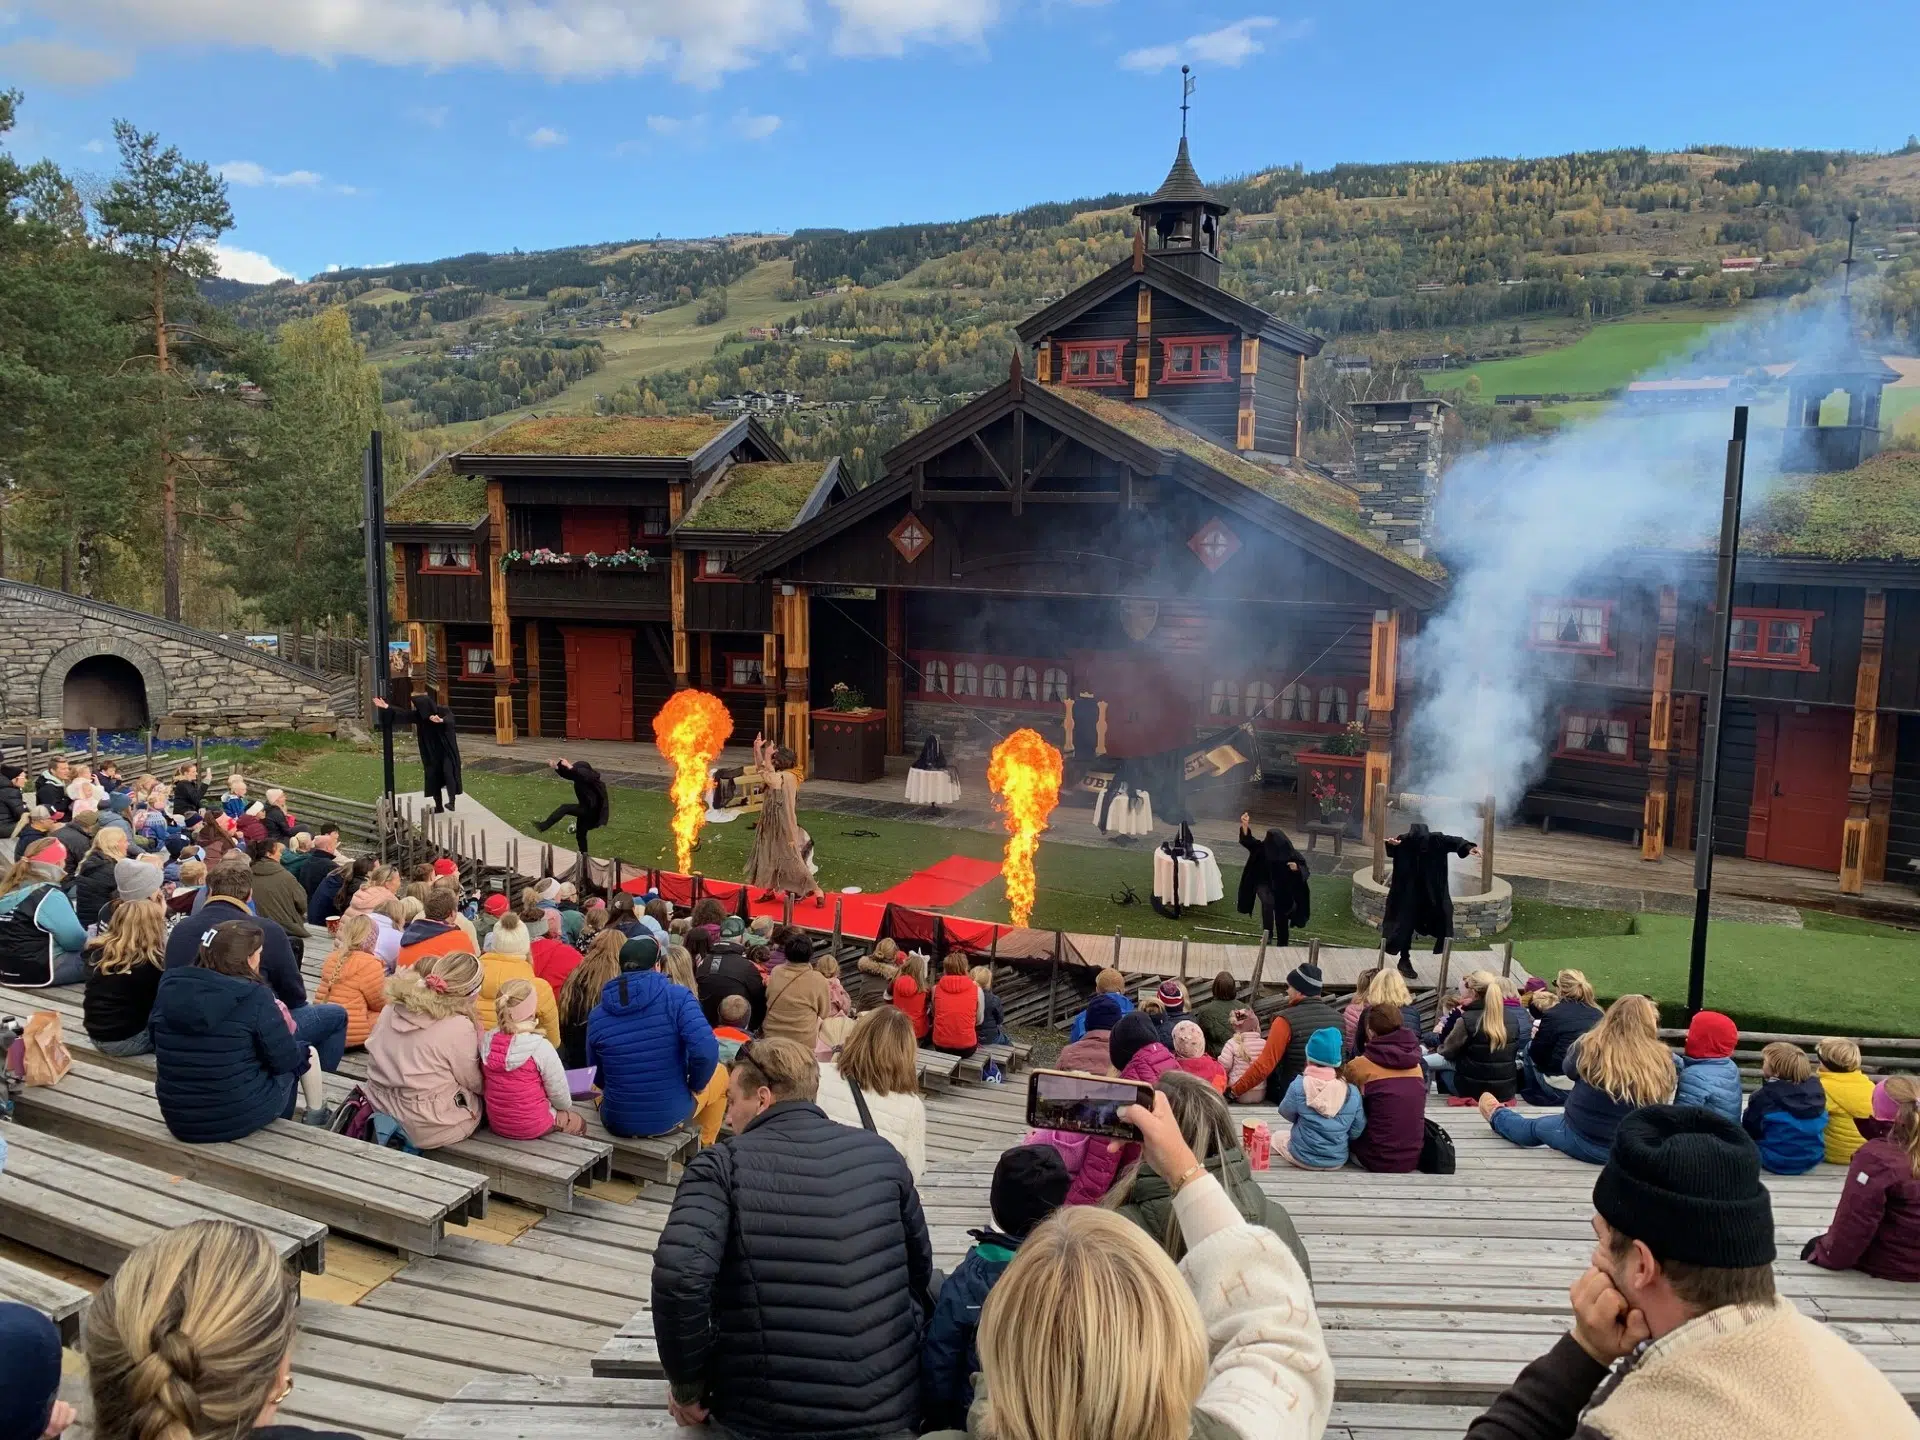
top-left (1344, 399), bottom-right (1448, 561)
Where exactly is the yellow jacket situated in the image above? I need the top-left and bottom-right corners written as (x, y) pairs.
top-left (1819, 1066), bottom-right (1876, 1165)
top-left (476, 951), bottom-right (560, 1048)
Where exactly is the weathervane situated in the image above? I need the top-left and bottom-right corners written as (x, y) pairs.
top-left (1180, 65), bottom-right (1195, 138)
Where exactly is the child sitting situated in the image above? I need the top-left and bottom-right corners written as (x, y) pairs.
top-left (1066, 966), bottom-right (1134, 1041)
top-left (1276, 1026), bottom-right (1366, 1169)
top-left (482, 978), bottom-right (585, 1139)
top-left (1742, 1041), bottom-right (1829, 1174)
top-left (1818, 1037), bottom-right (1877, 1166)
top-left (1804, 1076), bottom-right (1920, 1281)
top-left (815, 953), bottom-right (854, 1019)
top-left (857, 935), bottom-right (901, 983)
top-left (1219, 1007), bottom-right (1268, 1103)
top-left (1169, 1019), bottom-right (1228, 1092)
top-left (919, 1143), bottom-right (1070, 1432)
top-left (713, 994), bottom-right (753, 1065)
top-left (890, 951), bottom-right (931, 1044)
top-left (971, 965), bottom-right (1007, 1047)
top-left (1672, 1009), bottom-right (1742, 1123)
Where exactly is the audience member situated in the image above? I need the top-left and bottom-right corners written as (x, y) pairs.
top-left (1817, 1037), bottom-right (1877, 1166)
top-left (1671, 1009), bottom-right (1742, 1123)
top-left (763, 931), bottom-right (833, 1049)
top-left (396, 887), bottom-right (471, 968)
top-left (1465, 1106), bottom-right (1915, 1440)
top-left (664, 942), bottom-right (701, 998)
top-left (1226, 962), bottom-right (1341, 1103)
top-left (696, 918), bottom-right (768, 1030)
top-left (1150, 979), bottom-right (1189, 1044)
top-left (815, 952), bottom-right (857, 1056)
top-left (922, 1144), bottom-right (1071, 1431)
top-left (556, 930), bottom-right (623, 1069)
top-left (71, 825), bottom-right (130, 927)
top-left (1057, 993), bottom-right (1122, 1074)
top-left (891, 949), bottom-right (932, 1044)
top-left (82, 893), bottom-right (168, 1056)
top-left (312, 914), bottom-right (387, 1048)
top-left (1217, 1007), bottom-right (1268, 1102)
top-left (713, 993), bottom-right (753, 1064)
top-left (816, 1006), bottom-right (927, 1179)
top-left (248, 841), bottom-right (312, 959)
top-left (1742, 1042), bottom-right (1829, 1174)
top-left (364, 951), bottom-right (487, 1150)
top-left (0, 1301), bottom-right (73, 1440)
top-left (1066, 1012), bottom-right (1177, 1205)
top-left (1345, 1003), bottom-right (1427, 1173)
top-left (1805, 1075), bottom-right (1920, 1282)
top-left (589, 936), bottom-right (724, 1145)
top-left (169, 856), bottom-right (209, 917)
top-left (0, 838), bottom-right (88, 984)
top-left (1340, 965), bottom-right (1378, 1053)
top-left (1426, 971), bottom-right (1520, 1101)
top-left (1276, 1026), bottom-right (1366, 1169)
top-left (972, 965), bottom-right (1007, 1048)
top-left (167, 759), bottom-right (205, 819)
top-left (1483, 994), bottom-right (1676, 1163)
top-left (856, 935), bottom-right (902, 983)
top-left (931, 952), bottom-right (982, 1059)
top-left (1169, 1021), bottom-right (1227, 1091)
top-left (1066, 966), bottom-right (1133, 1041)
top-left (1525, 969), bottom-right (1602, 1088)
top-left (483, 977), bottom-right (585, 1138)
top-left (473, 911), bottom-right (560, 1045)
top-left (522, 909), bottom-right (582, 995)
top-left (1188, 971), bottom-right (1239, 1054)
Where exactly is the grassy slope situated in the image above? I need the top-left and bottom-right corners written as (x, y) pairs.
top-left (1423, 316), bottom-right (1717, 396)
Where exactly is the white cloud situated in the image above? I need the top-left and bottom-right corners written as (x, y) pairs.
top-left (646, 114), bottom-right (681, 134)
top-left (828, 0), bottom-right (997, 55)
top-left (406, 103), bottom-right (449, 128)
top-left (526, 125), bottom-right (566, 148)
top-left (219, 160), bottom-right (327, 187)
top-left (212, 241), bottom-right (293, 285)
top-left (1120, 16), bottom-right (1308, 72)
top-left (0, 36), bottom-right (131, 86)
top-left (81, 137), bottom-right (107, 153)
top-left (732, 111), bottom-right (780, 141)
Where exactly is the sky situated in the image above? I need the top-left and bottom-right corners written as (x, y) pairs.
top-left (2, 0), bottom-right (1914, 284)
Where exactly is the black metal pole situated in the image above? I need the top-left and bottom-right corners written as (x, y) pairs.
top-left (1687, 405), bottom-right (1748, 1015)
top-left (363, 430), bottom-right (397, 801)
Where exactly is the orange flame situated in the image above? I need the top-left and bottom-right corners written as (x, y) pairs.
top-left (987, 728), bottom-right (1063, 927)
top-left (651, 690), bottom-right (734, 873)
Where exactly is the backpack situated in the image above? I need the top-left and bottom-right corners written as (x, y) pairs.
top-left (328, 1084), bottom-right (418, 1152)
top-left (1417, 1117), bottom-right (1456, 1175)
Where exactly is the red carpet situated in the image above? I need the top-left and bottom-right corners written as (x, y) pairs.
top-left (634, 854), bottom-right (1004, 942)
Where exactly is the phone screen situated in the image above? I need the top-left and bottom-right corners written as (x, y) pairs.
top-left (1026, 1069), bottom-right (1153, 1140)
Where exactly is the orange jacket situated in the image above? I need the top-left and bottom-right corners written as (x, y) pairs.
top-left (397, 924), bottom-right (470, 970)
top-left (314, 948), bottom-right (387, 1047)
top-left (1229, 1015), bottom-right (1292, 1099)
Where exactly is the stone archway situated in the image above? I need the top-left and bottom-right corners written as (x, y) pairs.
top-left (40, 636), bottom-right (169, 727)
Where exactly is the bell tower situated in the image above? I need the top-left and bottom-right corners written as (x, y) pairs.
top-left (1131, 66), bottom-right (1230, 286)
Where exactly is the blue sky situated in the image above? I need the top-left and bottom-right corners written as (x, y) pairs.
top-left (2, 0), bottom-right (1913, 283)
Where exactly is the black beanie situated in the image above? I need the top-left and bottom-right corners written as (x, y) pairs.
top-left (618, 935), bottom-right (660, 972)
top-left (991, 1143), bottom-right (1070, 1239)
top-left (1593, 1105), bottom-right (1775, 1269)
top-left (1286, 962), bottom-right (1323, 997)
top-left (1109, 1011), bottom-right (1161, 1073)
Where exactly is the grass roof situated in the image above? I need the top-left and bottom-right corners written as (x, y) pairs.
top-left (681, 461), bottom-right (830, 534)
top-left (1746, 449), bottom-right (1920, 562)
top-left (1049, 386), bottom-right (1446, 580)
top-left (464, 414), bottom-right (731, 458)
top-left (386, 460), bottom-right (488, 526)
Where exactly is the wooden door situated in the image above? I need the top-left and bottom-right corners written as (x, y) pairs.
top-left (563, 630), bottom-right (634, 741)
top-left (1074, 651), bottom-right (1195, 758)
top-left (1748, 707), bottom-right (1851, 871)
top-left (561, 507), bottom-right (630, 557)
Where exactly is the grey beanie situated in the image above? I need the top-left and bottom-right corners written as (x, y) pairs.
top-left (114, 857), bottom-right (164, 903)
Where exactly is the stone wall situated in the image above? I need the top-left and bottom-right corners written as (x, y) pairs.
top-left (900, 701), bottom-right (1067, 765)
top-left (1350, 862), bottom-right (1513, 938)
top-left (0, 583), bottom-right (338, 737)
top-left (1345, 399), bottom-right (1448, 562)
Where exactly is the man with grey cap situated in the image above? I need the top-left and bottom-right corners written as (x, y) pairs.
top-left (1466, 1104), bottom-right (1917, 1440)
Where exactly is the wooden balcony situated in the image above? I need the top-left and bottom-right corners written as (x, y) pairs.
top-left (504, 560), bottom-right (670, 621)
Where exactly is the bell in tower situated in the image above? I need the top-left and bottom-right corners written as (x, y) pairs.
top-left (1131, 66), bottom-right (1231, 286)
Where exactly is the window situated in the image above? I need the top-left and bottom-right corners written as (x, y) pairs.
top-left (1279, 682), bottom-right (1312, 722)
top-left (1245, 681), bottom-right (1275, 720)
top-left (922, 659), bottom-right (950, 695)
top-left (1159, 335), bottom-right (1232, 385)
top-left (725, 654), bottom-right (764, 691)
top-left (1041, 667), bottom-right (1070, 703)
top-left (1060, 341), bottom-right (1126, 387)
top-left (1209, 678), bottom-right (1241, 717)
top-left (1317, 686), bottom-right (1350, 724)
top-left (1557, 710), bottom-right (1635, 764)
top-left (458, 643), bottom-right (494, 680)
top-left (1011, 665), bottom-right (1039, 702)
top-left (982, 664), bottom-right (1009, 699)
top-left (1729, 608), bottom-right (1819, 671)
top-left (638, 507), bottom-right (671, 538)
top-left (952, 662), bottom-right (980, 697)
top-left (698, 551), bottom-right (743, 580)
top-left (422, 542), bottom-right (478, 574)
top-left (1530, 599), bottom-right (1612, 655)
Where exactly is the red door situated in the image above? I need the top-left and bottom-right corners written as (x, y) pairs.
top-left (561, 507), bottom-right (630, 557)
top-left (563, 631), bottom-right (634, 741)
top-left (1073, 651), bottom-right (1195, 758)
top-left (1747, 707), bottom-right (1851, 871)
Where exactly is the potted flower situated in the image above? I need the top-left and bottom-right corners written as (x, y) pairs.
top-left (812, 681), bottom-right (885, 782)
top-left (829, 682), bottom-right (868, 714)
top-left (1297, 722), bottom-right (1367, 836)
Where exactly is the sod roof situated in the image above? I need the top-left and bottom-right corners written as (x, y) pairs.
top-left (464, 414), bottom-right (731, 458)
top-left (385, 460), bottom-right (488, 527)
top-left (1745, 449), bottom-right (1920, 562)
top-left (681, 461), bottom-right (832, 534)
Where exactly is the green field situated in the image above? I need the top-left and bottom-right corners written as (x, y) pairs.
top-left (1425, 316), bottom-right (1720, 397)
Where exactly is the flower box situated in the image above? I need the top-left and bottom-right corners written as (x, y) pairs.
top-left (1297, 749), bottom-right (1365, 838)
top-left (811, 707), bottom-right (887, 784)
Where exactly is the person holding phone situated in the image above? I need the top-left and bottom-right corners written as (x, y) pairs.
top-left (1065, 1012), bottom-right (1178, 1205)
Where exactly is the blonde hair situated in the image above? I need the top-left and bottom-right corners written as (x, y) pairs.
top-left (814, 953), bottom-right (841, 980)
top-left (665, 944), bottom-right (697, 995)
top-left (970, 964), bottom-right (994, 992)
top-left (1817, 1037), bottom-right (1862, 1073)
top-left (1573, 995), bottom-right (1676, 1107)
top-left (1555, 969), bottom-right (1596, 1006)
top-left (1761, 1041), bottom-right (1813, 1083)
top-left (1366, 968), bottom-right (1412, 1010)
top-left (1884, 1075), bottom-right (1920, 1178)
top-left (87, 897), bottom-right (167, 976)
top-left (87, 826), bottom-right (130, 863)
top-left (1095, 968), bottom-right (1125, 994)
top-left (1140, 997), bottom-right (1166, 1018)
top-left (395, 896), bottom-right (423, 926)
top-left (330, 913), bottom-right (376, 960)
top-left (838, 1007), bottom-right (919, 1096)
top-left (176, 859), bottom-right (207, 887)
top-left (560, 931), bottom-right (624, 1027)
top-left (731, 1036), bottom-right (818, 1102)
top-left (493, 978), bottom-right (539, 1034)
top-left (898, 951), bottom-right (928, 987)
top-left (1465, 971), bottom-right (1508, 1050)
top-left (869, 937), bottom-right (898, 964)
top-left (86, 1219), bottom-right (296, 1440)
top-left (977, 1206), bottom-right (1206, 1440)
top-left (388, 951), bottom-right (483, 1019)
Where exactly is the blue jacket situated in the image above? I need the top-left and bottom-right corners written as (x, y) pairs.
top-left (1278, 1074), bottom-right (1366, 1168)
top-left (164, 898), bottom-right (306, 1011)
top-left (150, 967), bottom-right (304, 1143)
top-left (1067, 992), bottom-right (1133, 1041)
top-left (921, 1229), bottom-right (1021, 1431)
top-left (1742, 1075), bottom-right (1829, 1174)
top-left (1674, 1054), bottom-right (1743, 1125)
top-left (588, 969), bottom-right (719, 1139)
top-left (1559, 1081), bottom-right (1637, 1161)
top-left (978, 991), bottom-right (1007, 1048)
top-left (0, 881), bottom-right (87, 955)
top-left (307, 866), bottom-right (345, 925)
top-left (1528, 1000), bottom-right (1601, 1078)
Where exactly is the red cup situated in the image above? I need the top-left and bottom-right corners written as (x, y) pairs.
top-left (1242, 1121), bottom-right (1271, 1171)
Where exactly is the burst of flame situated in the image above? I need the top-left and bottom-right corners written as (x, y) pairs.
top-left (987, 728), bottom-right (1063, 927)
top-left (651, 690), bottom-right (734, 873)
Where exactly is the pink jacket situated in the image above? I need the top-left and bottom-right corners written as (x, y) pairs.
top-left (1220, 1031), bottom-right (1267, 1103)
top-left (1064, 1043), bottom-right (1178, 1206)
top-left (482, 1030), bottom-right (556, 1140)
top-left (365, 1004), bottom-right (485, 1150)
top-left (1056, 1028), bottom-right (1113, 1075)
top-left (1022, 1128), bottom-right (1090, 1177)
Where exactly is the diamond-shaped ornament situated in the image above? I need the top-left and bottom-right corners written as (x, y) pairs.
top-left (1188, 517), bottom-right (1241, 572)
top-left (890, 512), bottom-right (932, 564)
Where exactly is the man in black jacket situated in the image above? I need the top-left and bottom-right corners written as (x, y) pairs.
top-left (652, 1037), bottom-right (932, 1439)
top-left (695, 932), bottom-right (768, 1030)
top-left (534, 756), bottom-right (610, 861)
top-left (34, 758), bottom-right (70, 816)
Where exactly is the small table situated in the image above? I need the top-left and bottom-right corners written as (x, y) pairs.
top-left (1153, 844), bottom-right (1224, 907)
top-left (1102, 789), bottom-right (1154, 836)
top-left (905, 767), bottom-right (962, 807)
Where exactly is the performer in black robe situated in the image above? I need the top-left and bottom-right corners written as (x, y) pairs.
top-left (373, 692), bottom-right (462, 813)
top-left (534, 758), bottom-right (611, 860)
top-left (1381, 822), bottom-right (1479, 979)
top-left (1236, 813), bottom-right (1311, 945)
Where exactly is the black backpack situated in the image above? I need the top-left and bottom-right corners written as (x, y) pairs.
top-left (1418, 1118), bottom-right (1456, 1175)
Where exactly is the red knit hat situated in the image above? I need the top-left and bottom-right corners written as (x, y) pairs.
top-left (1685, 1010), bottom-right (1738, 1060)
top-left (431, 857), bottom-right (457, 878)
top-left (482, 893), bottom-right (510, 916)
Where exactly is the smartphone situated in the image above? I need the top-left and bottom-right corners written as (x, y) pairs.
top-left (1025, 1068), bottom-right (1156, 1141)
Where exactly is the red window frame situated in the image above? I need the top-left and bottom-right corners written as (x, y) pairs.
top-left (1554, 708), bottom-right (1637, 766)
top-left (722, 652), bottom-right (765, 692)
top-left (1059, 341), bottom-right (1127, 388)
top-left (695, 551), bottom-right (744, 583)
top-left (1528, 598), bottom-right (1614, 657)
top-left (1728, 607), bottom-right (1820, 672)
top-left (1233, 675), bottom-right (1369, 733)
top-left (1158, 334), bottom-right (1233, 385)
top-left (420, 542), bottom-right (480, 575)
top-left (456, 642), bottom-right (496, 681)
top-left (909, 650), bottom-right (1066, 711)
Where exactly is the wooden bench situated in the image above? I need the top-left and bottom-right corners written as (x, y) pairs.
top-left (590, 1311), bottom-right (660, 1378)
top-left (1521, 788), bottom-right (1643, 843)
top-left (10, 1060), bottom-right (487, 1257)
top-left (0, 1125), bottom-right (327, 1274)
top-left (0, 1254), bottom-right (90, 1345)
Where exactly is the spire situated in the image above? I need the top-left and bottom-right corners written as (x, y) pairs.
top-left (1142, 136), bottom-right (1222, 209)
top-left (1180, 64), bottom-right (1194, 139)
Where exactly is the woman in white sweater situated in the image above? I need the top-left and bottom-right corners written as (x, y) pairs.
top-left (815, 1006), bottom-right (927, 1180)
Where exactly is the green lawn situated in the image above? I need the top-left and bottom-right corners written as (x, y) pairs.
top-left (1424, 317), bottom-right (1718, 397)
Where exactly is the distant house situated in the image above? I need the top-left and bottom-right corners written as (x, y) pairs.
top-left (1720, 257), bottom-right (1762, 273)
top-left (1623, 376), bottom-right (1746, 408)
top-left (1330, 355), bottom-right (1373, 375)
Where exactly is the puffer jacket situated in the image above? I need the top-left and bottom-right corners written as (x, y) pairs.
top-left (1672, 1054), bottom-right (1743, 1124)
top-left (1442, 1000), bottom-right (1521, 1101)
top-left (1278, 1068), bottom-right (1366, 1168)
top-left (474, 952), bottom-right (560, 1047)
top-left (364, 1003), bottom-right (485, 1150)
top-left (1345, 1026), bottom-right (1426, 1172)
top-left (930, 974), bottom-right (979, 1050)
top-left (587, 969), bottom-right (718, 1139)
top-left (1067, 991), bottom-right (1133, 1041)
top-left (1528, 999), bottom-right (1601, 1078)
top-left (1055, 1028), bottom-right (1113, 1075)
top-left (312, 947), bottom-right (387, 1047)
top-left (1114, 1146), bottom-right (1312, 1281)
top-left (651, 1099), bottom-right (933, 1440)
top-left (70, 852), bottom-right (120, 928)
top-left (920, 1229), bottom-right (1021, 1432)
top-left (1742, 1075), bottom-right (1829, 1174)
top-left (1808, 1135), bottom-right (1920, 1281)
top-left (891, 975), bottom-right (930, 1039)
top-left (1064, 1042), bottom-right (1177, 1206)
top-left (1819, 1067), bottom-right (1877, 1166)
top-left (149, 967), bottom-right (304, 1143)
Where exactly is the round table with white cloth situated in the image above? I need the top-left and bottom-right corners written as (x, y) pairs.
top-left (1102, 789), bottom-right (1154, 836)
top-left (905, 767), bottom-right (962, 806)
top-left (1152, 844), bottom-right (1224, 906)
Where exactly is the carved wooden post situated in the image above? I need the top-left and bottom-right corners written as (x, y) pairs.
top-left (1364, 609), bottom-right (1398, 844)
top-left (1841, 591), bottom-right (1886, 894)
top-left (1643, 585), bottom-right (1678, 860)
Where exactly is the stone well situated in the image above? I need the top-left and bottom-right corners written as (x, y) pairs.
top-left (1350, 864), bottom-right (1513, 938)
